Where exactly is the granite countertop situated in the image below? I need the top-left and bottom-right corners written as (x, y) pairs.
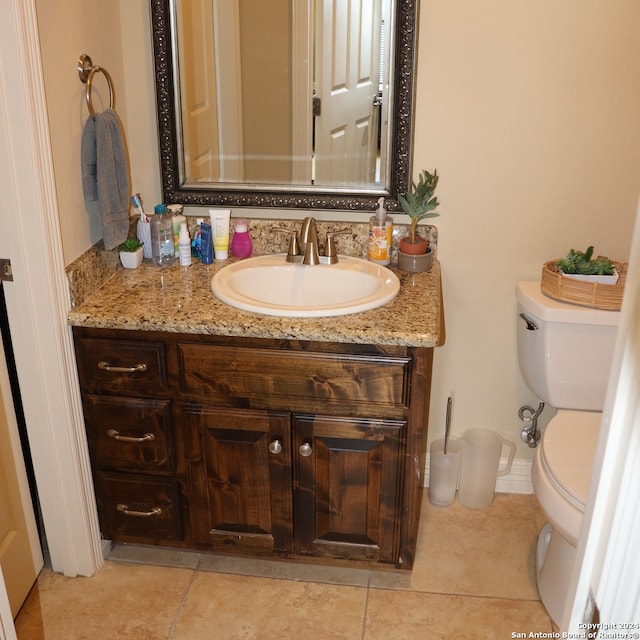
top-left (68, 257), bottom-right (443, 348)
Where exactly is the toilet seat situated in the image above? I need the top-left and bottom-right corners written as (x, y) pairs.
top-left (539, 410), bottom-right (601, 511)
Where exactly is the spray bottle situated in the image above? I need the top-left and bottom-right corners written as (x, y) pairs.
top-left (178, 222), bottom-right (192, 267)
top-left (368, 197), bottom-right (392, 265)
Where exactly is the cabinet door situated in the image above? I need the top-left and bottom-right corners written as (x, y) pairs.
top-left (293, 414), bottom-right (405, 564)
top-left (181, 406), bottom-right (293, 554)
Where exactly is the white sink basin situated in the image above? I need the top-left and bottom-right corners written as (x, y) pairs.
top-left (211, 254), bottom-right (400, 317)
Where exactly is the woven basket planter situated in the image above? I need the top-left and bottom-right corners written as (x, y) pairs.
top-left (540, 260), bottom-right (626, 310)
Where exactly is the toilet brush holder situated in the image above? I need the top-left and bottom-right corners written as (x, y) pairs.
top-left (429, 438), bottom-right (461, 507)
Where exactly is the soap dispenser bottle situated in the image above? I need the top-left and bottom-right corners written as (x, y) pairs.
top-left (368, 197), bottom-right (392, 265)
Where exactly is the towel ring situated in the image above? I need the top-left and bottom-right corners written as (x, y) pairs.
top-left (77, 53), bottom-right (115, 118)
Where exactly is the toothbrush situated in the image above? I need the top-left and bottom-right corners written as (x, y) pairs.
top-left (131, 193), bottom-right (148, 222)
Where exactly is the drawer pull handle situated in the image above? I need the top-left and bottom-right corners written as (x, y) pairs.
top-left (98, 361), bottom-right (148, 373)
top-left (268, 439), bottom-right (282, 455)
top-left (117, 503), bottom-right (162, 517)
top-left (299, 442), bottom-right (313, 457)
top-left (107, 429), bottom-right (155, 443)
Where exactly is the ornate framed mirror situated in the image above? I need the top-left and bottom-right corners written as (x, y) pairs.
top-left (150, 0), bottom-right (417, 211)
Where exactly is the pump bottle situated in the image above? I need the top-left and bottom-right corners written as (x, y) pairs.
top-left (178, 222), bottom-right (192, 266)
top-left (368, 197), bottom-right (392, 265)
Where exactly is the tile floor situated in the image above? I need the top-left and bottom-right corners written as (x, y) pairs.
top-left (15, 493), bottom-right (553, 639)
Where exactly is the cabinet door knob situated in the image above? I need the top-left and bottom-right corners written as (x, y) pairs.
top-left (299, 442), bottom-right (313, 457)
top-left (268, 439), bottom-right (283, 455)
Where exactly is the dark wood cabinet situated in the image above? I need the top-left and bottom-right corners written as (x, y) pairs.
top-left (292, 414), bottom-right (405, 564)
top-left (73, 327), bottom-right (433, 569)
top-left (181, 405), bottom-right (293, 554)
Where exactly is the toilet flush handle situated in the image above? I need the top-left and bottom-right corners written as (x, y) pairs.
top-left (519, 313), bottom-right (538, 331)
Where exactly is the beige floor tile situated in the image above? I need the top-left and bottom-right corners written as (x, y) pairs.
top-left (14, 561), bottom-right (193, 640)
top-left (171, 571), bottom-right (367, 640)
top-left (364, 589), bottom-right (553, 640)
top-left (371, 493), bottom-right (539, 600)
top-left (16, 492), bottom-right (550, 639)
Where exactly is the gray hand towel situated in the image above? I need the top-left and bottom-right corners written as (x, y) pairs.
top-left (81, 109), bottom-right (130, 250)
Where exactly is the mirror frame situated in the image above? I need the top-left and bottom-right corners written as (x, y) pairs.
top-left (150, 0), bottom-right (418, 211)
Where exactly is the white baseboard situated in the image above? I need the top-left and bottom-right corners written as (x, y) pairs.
top-left (425, 457), bottom-right (533, 494)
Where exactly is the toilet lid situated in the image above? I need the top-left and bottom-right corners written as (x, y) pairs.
top-left (540, 410), bottom-right (601, 511)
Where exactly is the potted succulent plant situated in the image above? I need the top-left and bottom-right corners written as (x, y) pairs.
top-left (118, 238), bottom-right (144, 269)
top-left (557, 246), bottom-right (618, 284)
top-left (397, 169), bottom-right (440, 272)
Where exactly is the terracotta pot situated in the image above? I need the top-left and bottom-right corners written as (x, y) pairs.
top-left (398, 247), bottom-right (433, 273)
top-left (399, 236), bottom-right (429, 255)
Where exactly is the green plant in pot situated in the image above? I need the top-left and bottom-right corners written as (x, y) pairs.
top-left (118, 238), bottom-right (144, 269)
top-left (557, 246), bottom-right (615, 276)
top-left (397, 169), bottom-right (440, 271)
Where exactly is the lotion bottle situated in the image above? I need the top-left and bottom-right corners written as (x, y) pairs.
top-left (368, 197), bottom-right (392, 265)
top-left (168, 204), bottom-right (186, 258)
top-left (230, 219), bottom-right (253, 259)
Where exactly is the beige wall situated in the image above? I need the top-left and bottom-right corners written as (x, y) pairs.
top-left (36, 1), bottom-right (640, 463)
top-left (240, 0), bottom-right (293, 182)
top-left (414, 1), bottom-right (640, 457)
top-left (35, 0), bottom-right (160, 263)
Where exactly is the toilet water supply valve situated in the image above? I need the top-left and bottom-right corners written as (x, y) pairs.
top-left (518, 402), bottom-right (544, 448)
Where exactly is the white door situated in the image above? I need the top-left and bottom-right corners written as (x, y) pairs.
top-left (177, 0), bottom-right (220, 182)
top-left (314, 0), bottom-right (382, 185)
top-left (0, 0), bottom-right (102, 578)
top-left (563, 200), bottom-right (640, 631)
top-left (0, 326), bottom-right (42, 616)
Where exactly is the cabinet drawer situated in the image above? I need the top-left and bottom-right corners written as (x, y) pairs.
top-left (84, 395), bottom-right (173, 474)
top-left (97, 474), bottom-right (182, 542)
top-left (75, 337), bottom-right (167, 394)
top-left (177, 344), bottom-right (411, 409)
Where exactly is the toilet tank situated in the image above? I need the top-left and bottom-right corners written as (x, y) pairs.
top-left (516, 281), bottom-right (620, 411)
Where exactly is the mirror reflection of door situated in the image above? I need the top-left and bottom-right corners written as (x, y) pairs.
top-left (174, 0), bottom-right (391, 189)
top-left (177, 0), bottom-right (220, 183)
top-left (313, 0), bottom-right (385, 186)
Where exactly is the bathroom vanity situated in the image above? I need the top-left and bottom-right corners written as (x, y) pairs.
top-left (68, 257), bottom-right (443, 570)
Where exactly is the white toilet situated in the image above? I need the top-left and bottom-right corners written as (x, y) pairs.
top-left (516, 281), bottom-right (620, 625)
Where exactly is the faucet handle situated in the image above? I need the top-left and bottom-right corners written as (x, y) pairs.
top-left (324, 229), bottom-right (352, 264)
top-left (273, 227), bottom-right (302, 262)
top-left (275, 228), bottom-right (301, 261)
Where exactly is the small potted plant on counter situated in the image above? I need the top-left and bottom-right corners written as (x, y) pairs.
top-left (118, 238), bottom-right (144, 269)
top-left (397, 169), bottom-right (440, 272)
